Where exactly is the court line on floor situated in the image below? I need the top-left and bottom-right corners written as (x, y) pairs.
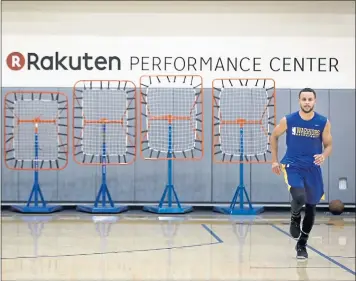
top-left (201, 223), bottom-right (223, 243)
top-left (271, 224), bottom-right (356, 276)
top-left (250, 266), bottom-right (339, 269)
top-left (2, 242), bottom-right (222, 260)
top-left (2, 224), bottom-right (223, 260)
top-left (329, 256), bottom-right (356, 259)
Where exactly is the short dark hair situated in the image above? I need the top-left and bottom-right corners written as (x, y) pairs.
top-left (299, 88), bottom-right (316, 98)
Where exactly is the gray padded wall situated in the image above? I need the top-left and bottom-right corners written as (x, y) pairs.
top-left (1, 87), bottom-right (355, 205)
top-left (329, 90), bottom-right (355, 203)
top-left (251, 89), bottom-right (290, 203)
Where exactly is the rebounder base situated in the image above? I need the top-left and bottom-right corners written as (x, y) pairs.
top-left (213, 206), bottom-right (264, 215)
top-left (10, 205), bottom-right (62, 214)
top-left (76, 205), bottom-right (128, 214)
top-left (143, 205), bottom-right (193, 214)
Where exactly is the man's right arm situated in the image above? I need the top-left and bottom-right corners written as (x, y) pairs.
top-left (270, 117), bottom-right (287, 174)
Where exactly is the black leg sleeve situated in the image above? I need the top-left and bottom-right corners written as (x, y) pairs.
top-left (299, 204), bottom-right (316, 245)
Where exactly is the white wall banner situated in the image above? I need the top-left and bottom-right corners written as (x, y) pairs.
top-left (2, 35), bottom-right (355, 89)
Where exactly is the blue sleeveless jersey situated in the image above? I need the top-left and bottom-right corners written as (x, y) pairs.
top-left (280, 111), bottom-right (327, 168)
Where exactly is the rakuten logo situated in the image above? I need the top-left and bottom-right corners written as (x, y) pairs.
top-left (7, 52), bottom-right (26, 70)
top-left (6, 52), bottom-right (121, 71)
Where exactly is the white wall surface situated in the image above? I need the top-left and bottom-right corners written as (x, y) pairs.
top-left (3, 1), bottom-right (355, 37)
top-left (2, 1), bottom-right (355, 88)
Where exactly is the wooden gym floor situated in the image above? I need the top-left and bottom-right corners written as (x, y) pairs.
top-left (1, 209), bottom-right (355, 281)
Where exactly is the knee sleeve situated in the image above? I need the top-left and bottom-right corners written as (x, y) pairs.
top-left (290, 187), bottom-right (306, 212)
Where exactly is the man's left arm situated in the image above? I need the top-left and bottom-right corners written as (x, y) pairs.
top-left (314, 120), bottom-right (332, 165)
top-left (322, 120), bottom-right (333, 159)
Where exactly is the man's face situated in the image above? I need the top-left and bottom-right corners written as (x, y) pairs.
top-left (299, 92), bottom-right (316, 113)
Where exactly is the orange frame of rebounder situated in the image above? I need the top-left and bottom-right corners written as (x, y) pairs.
top-left (139, 74), bottom-right (204, 161)
top-left (72, 80), bottom-right (137, 166)
top-left (3, 91), bottom-right (69, 171)
top-left (211, 78), bottom-right (277, 164)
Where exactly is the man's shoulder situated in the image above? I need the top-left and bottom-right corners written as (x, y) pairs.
top-left (314, 112), bottom-right (328, 123)
top-left (284, 111), bottom-right (299, 120)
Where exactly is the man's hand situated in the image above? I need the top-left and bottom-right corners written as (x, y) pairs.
top-left (272, 162), bottom-right (281, 175)
top-left (313, 154), bottom-right (325, 165)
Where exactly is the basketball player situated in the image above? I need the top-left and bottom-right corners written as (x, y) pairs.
top-left (270, 88), bottom-right (333, 259)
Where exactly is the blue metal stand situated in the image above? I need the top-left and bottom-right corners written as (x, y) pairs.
top-left (143, 124), bottom-right (193, 214)
top-left (11, 127), bottom-right (62, 213)
top-left (77, 124), bottom-right (128, 214)
top-left (214, 127), bottom-right (264, 215)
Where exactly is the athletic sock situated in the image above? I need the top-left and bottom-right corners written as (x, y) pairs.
top-left (291, 209), bottom-right (301, 219)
